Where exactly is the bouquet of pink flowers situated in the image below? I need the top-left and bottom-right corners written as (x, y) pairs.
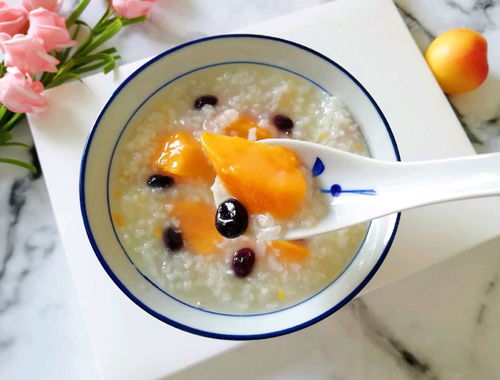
top-left (0, 0), bottom-right (156, 171)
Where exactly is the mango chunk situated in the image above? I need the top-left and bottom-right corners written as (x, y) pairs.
top-left (171, 201), bottom-right (222, 254)
top-left (224, 114), bottom-right (273, 140)
top-left (152, 131), bottom-right (214, 180)
top-left (268, 240), bottom-right (310, 262)
top-left (200, 132), bottom-right (306, 219)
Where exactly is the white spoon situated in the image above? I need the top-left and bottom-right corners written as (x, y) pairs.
top-left (263, 139), bottom-right (500, 240)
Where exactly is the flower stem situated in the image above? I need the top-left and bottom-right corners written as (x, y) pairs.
top-left (0, 157), bottom-right (36, 172)
top-left (2, 113), bottom-right (25, 131)
top-left (0, 3), bottom-right (149, 172)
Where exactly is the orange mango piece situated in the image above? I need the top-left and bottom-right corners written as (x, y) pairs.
top-left (268, 240), bottom-right (310, 262)
top-left (171, 201), bottom-right (222, 254)
top-left (200, 132), bottom-right (306, 219)
top-left (224, 114), bottom-right (273, 140)
top-left (152, 131), bottom-right (215, 180)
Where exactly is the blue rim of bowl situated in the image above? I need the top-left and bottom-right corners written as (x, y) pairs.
top-left (80, 34), bottom-right (401, 340)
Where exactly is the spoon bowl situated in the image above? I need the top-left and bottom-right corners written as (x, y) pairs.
top-left (263, 139), bottom-right (500, 240)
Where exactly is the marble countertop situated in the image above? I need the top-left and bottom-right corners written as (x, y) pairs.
top-left (1, 0), bottom-right (499, 379)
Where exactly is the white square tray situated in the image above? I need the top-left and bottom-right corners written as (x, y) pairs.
top-left (28, 0), bottom-right (500, 378)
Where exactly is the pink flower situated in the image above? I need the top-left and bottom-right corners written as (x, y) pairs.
top-left (0, 33), bottom-right (59, 76)
top-left (27, 8), bottom-right (75, 51)
top-left (0, 1), bottom-right (28, 36)
top-left (0, 68), bottom-right (47, 113)
top-left (21, 0), bottom-right (62, 12)
top-left (112, 0), bottom-right (155, 19)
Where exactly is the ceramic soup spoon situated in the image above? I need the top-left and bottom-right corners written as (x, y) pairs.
top-left (263, 139), bottom-right (500, 240)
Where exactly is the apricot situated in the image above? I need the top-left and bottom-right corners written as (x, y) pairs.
top-left (224, 114), bottom-right (273, 140)
top-left (268, 240), bottom-right (309, 262)
top-left (425, 28), bottom-right (488, 94)
top-left (171, 201), bottom-right (222, 254)
top-left (200, 132), bottom-right (306, 219)
top-left (152, 131), bottom-right (215, 180)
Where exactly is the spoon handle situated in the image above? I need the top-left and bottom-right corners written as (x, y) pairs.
top-left (310, 153), bottom-right (500, 237)
top-left (379, 153), bottom-right (500, 211)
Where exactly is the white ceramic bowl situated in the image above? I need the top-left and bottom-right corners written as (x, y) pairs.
top-left (80, 34), bottom-right (400, 339)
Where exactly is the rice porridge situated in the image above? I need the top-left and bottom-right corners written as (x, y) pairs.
top-left (109, 63), bottom-right (369, 314)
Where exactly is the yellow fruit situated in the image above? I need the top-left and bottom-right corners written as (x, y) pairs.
top-left (224, 114), bottom-right (273, 140)
top-left (268, 240), bottom-right (310, 262)
top-left (171, 201), bottom-right (222, 254)
top-left (200, 132), bottom-right (306, 219)
top-left (152, 131), bottom-right (215, 180)
top-left (425, 28), bottom-right (488, 95)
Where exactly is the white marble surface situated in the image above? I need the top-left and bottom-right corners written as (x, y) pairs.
top-left (0, 0), bottom-right (499, 379)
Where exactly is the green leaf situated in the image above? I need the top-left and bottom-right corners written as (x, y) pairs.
top-left (0, 131), bottom-right (12, 143)
top-left (68, 21), bottom-right (91, 60)
top-left (102, 59), bottom-right (116, 74)
top-left (3, 113), bottom-right (24, 131)
top-left (69, 52), bottom-right (121, 75)
top-left (66, 0), bottom-right (91, 28)
top-left (72, 61), bottom-right (109, 75)
top-left (72, 53), bottom-right (111, 67)
top-left (71, 52), bottom-right (120, 75)
top-left (121, 15), bottom-right (148, 26)
top-left (74, 19), bottom-right (92, 29)
top-left (93, 17), bottom-right (117, 35)
top-left (78, 18), bottom-right (123, 56)
top-left (95, 47), bottom-right (118, 55)
top-left (49, 58), bottom-right (76, 84)
top-left (56, 48), bottom-right (68, 63)
top-left (0, 141), bottom-right (29, 148)
top-left (96, 5), bottom-right (112, 27)
top-left (66, 21), bottom-right (88, 55)
top-left (46, 73), bottom-right (83, 89)
top-left (0, 158), bottom-right (37, 173)
top-left (0, 106), bottom-right (8, 124)
top-left (73, 28), bottom-right (95, 57)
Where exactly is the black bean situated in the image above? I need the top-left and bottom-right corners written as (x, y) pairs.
top-left (147, 174), bottom-right (174, 188)
top-left (272, 114), bottom-right (294, 132)
top-left (194, 95), bottom-right (218, 109)
top-left (232, 248), bottom-right (255, 277)
top-left (163, 227), bottom-right (183, 252)
top-left (215, 198), bottom-right (248, 238)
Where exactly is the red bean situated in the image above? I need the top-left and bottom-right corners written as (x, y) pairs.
top-left (232, 248), bottom-right (255, 277)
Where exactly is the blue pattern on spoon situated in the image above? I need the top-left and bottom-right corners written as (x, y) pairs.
top-left (313, 157), bottom-right (376, 197)
top-left (312, 157), bottom-right (325, 177)
top-left (321, 184), bottom-right (377, 197)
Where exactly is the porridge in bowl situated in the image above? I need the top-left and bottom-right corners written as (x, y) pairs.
top-left (109, 63), bottom-right (369, 314)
